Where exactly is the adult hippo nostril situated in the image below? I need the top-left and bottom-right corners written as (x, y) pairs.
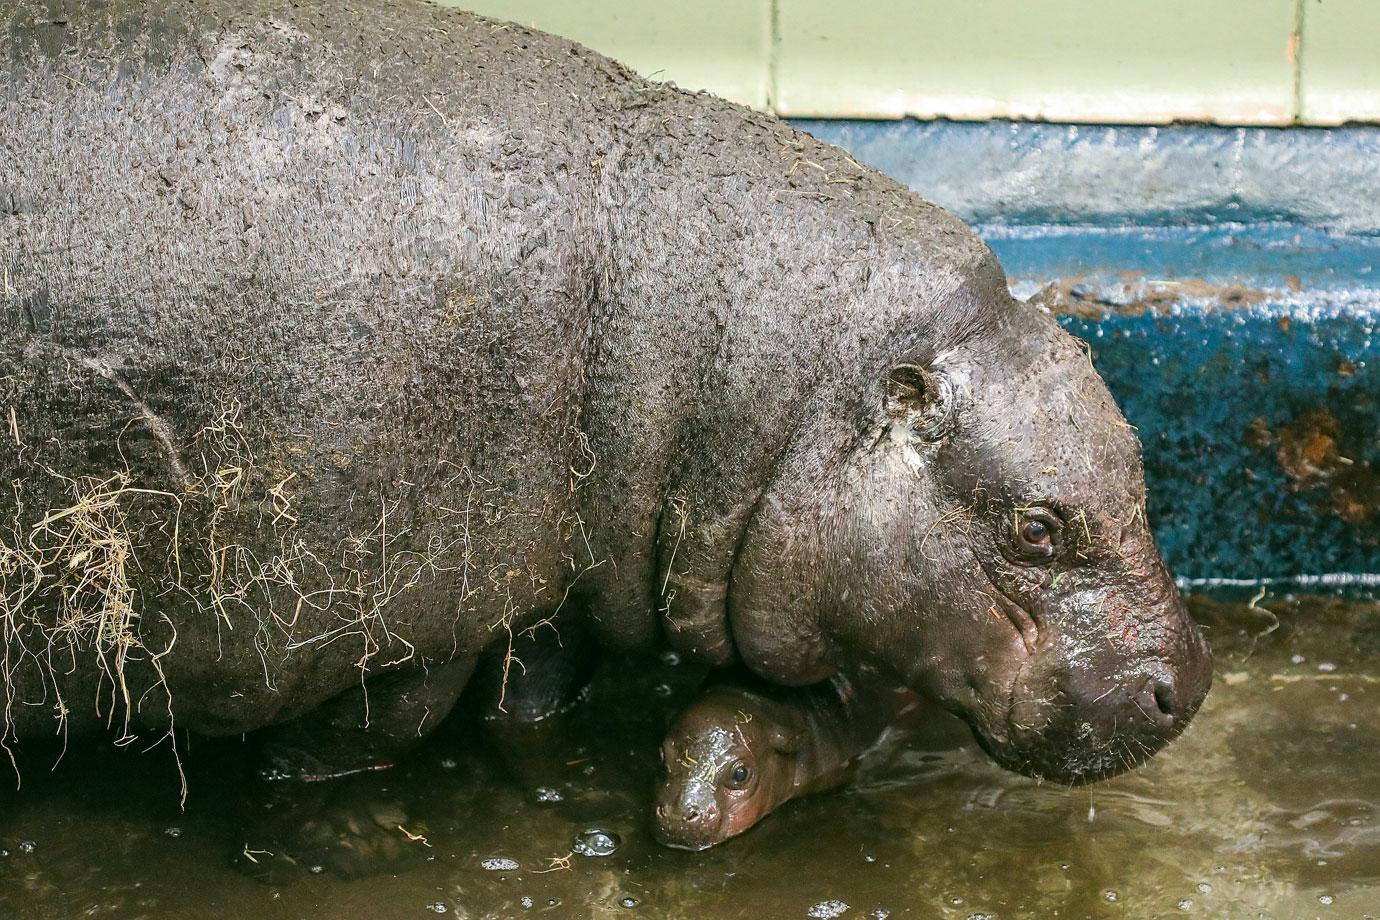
top-left (1150, 678), bottom-right (1177, 720)
top-left (1125, 676), bottom-right (1178, 729)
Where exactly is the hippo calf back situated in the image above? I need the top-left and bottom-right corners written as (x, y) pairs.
top-left (0, 0), bottom-right (1208, 783)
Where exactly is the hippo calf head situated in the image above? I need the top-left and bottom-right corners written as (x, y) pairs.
top-left (732, 250), bottom-right (1211, 785)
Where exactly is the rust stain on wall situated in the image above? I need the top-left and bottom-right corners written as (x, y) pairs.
top-left (1247, 409), bottom-right (1380, 527)
top-left (1039, 276), bottom-right (1269, 319)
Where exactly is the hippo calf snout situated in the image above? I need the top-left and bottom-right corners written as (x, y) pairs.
top-left (657, 799), bottom-right (718, 827)
top-left (653, 796), bottom-right (723, 851)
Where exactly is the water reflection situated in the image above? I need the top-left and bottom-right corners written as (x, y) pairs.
top-left (1, 596), bottom-right (1376, 919)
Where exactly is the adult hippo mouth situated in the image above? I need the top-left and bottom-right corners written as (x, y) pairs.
top-left (970, 575), bottom-right (1213, 785)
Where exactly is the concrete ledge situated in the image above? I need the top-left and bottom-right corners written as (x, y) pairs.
top-left (795, 120), bottom-right (1380, 234)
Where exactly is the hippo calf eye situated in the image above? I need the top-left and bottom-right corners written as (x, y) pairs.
top-left (723, 760), bottom-right (752, 789)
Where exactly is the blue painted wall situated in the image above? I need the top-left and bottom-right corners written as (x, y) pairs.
top-left (799, 121), bottom-right (1380, 591)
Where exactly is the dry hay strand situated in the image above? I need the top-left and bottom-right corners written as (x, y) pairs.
top-left (0, 470), bottom-right (186, 799)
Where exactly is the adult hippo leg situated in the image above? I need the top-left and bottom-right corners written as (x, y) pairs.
top-left (650, 366), bottom-right (826, 676)
top-left (255, 655), bottom-right (478, 781)
top-left (469, 618), bottom-right (599, 723)
top-left (238, 655), bottom-right (476, 880)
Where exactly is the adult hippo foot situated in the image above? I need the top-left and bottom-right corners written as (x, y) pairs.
top-left (469, 620), bottom-right (600, 724)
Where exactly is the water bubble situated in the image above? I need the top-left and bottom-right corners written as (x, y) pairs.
top-left (1290, 654), bottom-right (1306, 664)
top-left (806, 900), bottom-right (849, 919)
top-left (1197, 882), bottom-right (1213, 894)
top-left (582, 764), bottom-right (596, 776)
top-left (620, 896), bottom-right (639, 908)
top-left (1320, 894), bottom-right (1335, 905)
top-left (1317, 661), bottom-right (1338, 673)
top-left (1103, 890), bottom-right (1119, 903)
top-left (967, 914), bottom-right (993, 920)
top-left (947, 896), bottom-right (964, 907)
top-left (1177, 899), bottom-right (1194, 911)
top-left (163, 826), bottom-right (182, 838)
top-left (534, 786), bottom-right (564, 804)
top-left (17, 841), bottom-right (35, 854)
top-left (520, 896), bottom-right (534, 909)
top-left (309, 864), bottom-right (325, 875)
top-left (440, 758), bottom-right (458, 770)
top-left (863, 853), bottom-right (877, 863)
top-left (427, 902), bottom-right (448, 914)
top-left (871, 911), bottom-right (891, 920)
top-left (653, 683), bottom-right (673, 698)
top-left (659, 650), bottom-right (681, 666)
top-left (481, 857), bottom-right (520, 871)
top-left (573, 828), bottom-right (621, 857)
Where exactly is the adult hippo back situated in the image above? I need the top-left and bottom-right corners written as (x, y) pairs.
top-left (0, 0), bottom-right (1208, 785)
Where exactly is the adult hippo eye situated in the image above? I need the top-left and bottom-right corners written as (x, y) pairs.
top-left (723, 760), bottom-right (752, 790)
top-left (1013, 508), bottom-right (1061, 562)
top-left (1021, 519), bottom-right (1049, 545)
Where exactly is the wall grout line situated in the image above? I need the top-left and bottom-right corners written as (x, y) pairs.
top-left (767, 0), bottom-right (781, 114)
top-left (1291, 0), bottom-right (1306, 123)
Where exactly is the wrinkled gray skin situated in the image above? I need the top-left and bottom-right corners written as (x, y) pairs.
top-left (0, 0), bottom-right (1209, 787)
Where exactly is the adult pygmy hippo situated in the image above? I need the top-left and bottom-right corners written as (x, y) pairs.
top-left (0, 0), bottom-right (1209, 791)
top-left (655, 673), bottom-right (913, 850)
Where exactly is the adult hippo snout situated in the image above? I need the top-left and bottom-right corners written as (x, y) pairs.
top-left (993, 577), bottom-right (1213, 783)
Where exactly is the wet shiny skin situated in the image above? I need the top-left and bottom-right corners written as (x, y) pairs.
top-left (1, 596), bottom-right (1376, 919)
top-left (654, 688), bottom-right (815, 851)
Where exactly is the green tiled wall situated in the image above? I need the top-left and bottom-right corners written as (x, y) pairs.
top-left (438, 0), bottom-right (772, 109)
top-left (776, 1), bottom-right (1295, 123)
top-left (439, 0), bottom-right (1380, 125)
top-left (1298, 0), bottom-right (1380, 124)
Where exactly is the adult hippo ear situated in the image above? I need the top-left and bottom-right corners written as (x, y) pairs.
top-left (883, 363), bottom-right (956, 441)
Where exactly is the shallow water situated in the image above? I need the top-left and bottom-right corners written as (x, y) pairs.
top-left (1, 595), bottom-right (1377, 919)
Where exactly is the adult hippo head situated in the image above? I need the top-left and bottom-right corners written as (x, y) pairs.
top-left (725, 251), bottom-right (1212, 786)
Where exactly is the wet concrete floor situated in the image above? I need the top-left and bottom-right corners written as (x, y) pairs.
top-left (1, 595), bottom-right (1377, 919)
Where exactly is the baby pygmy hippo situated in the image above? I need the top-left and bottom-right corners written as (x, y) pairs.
top-left (654, 672), bottom-right (913, 850)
